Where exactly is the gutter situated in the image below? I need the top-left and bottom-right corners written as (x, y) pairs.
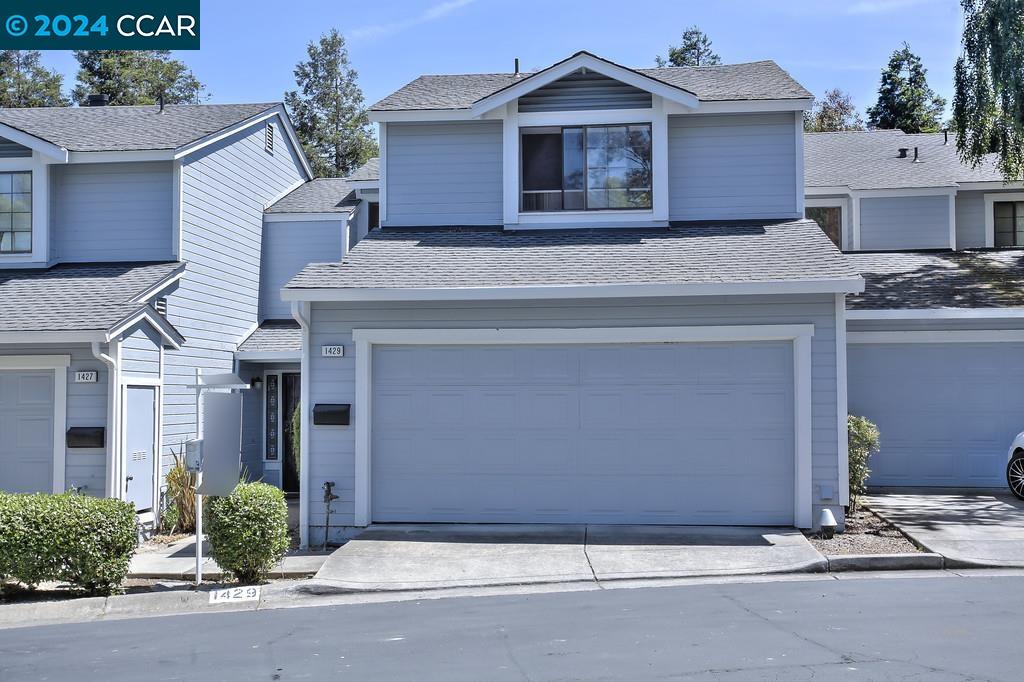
top-left (92, 340), bottom-right (121, 500)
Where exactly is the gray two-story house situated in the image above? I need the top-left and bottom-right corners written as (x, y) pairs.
top-left (284, 51), bottom-right (864, 547)
top-left (0, 101), bottom-right (369, 527)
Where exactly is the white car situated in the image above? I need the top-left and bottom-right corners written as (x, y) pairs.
top-left (1007, 433), bottom-right (1024, 499)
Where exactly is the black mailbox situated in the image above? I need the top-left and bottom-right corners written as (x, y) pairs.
top-left (66, 427), bottom-right (105, 449)
top-left (312, 404), bottom-right (350, 426)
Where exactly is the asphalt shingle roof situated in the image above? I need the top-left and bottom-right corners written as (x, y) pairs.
top-left (286, 220), bottom-right (858, 291)
top-left (348, 157), bottom-right (379, 182)
top-left (265, 178), bottom-right (357, 214)
top-left (371, 59), bottom-right (810, 111)
top-left (804, 130), bottom-right (1003, 190)
top-left (846, 250), bottom-right (1024, 309)
top-left (0, 261), bottom-right (183, 333)
top-left (0, 103), bottom-right (277, 152)
top-left (237, 320), bottom-right (302, 353)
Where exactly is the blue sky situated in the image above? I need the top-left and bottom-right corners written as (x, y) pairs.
top-left (40, 0), bottom-right (965, 117)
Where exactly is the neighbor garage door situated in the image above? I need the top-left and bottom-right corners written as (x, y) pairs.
top-left (0, 369), bottom-right (55, 493)
top-left (371, 342), bottom-right (795, 525)
top-left (849, 343), bottom-right (1024, 487)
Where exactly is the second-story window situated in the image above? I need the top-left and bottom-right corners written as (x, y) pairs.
top-left (0, 171), bottom-right (31, 254)
top-left (521, 124), bottom-right (652, 212)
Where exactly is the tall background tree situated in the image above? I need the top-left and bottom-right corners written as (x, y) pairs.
top-left (954, 0), bottom-right (1024, 180)
top-left (656, 26), bottom-right (722, 67)
top-left (866, 43), bottom-right (946, 132)
top-left (72, 51), bottom-right (205, 105)
top-left (285, 29), bottom-right (376, 178)
top-left (0, 51), bottom-right (69, 107)
top-left (805, 89), bottom-right (865, 132)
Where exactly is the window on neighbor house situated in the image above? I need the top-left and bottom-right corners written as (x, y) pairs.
top-left (0, 171), bottom-right (31, 254)
top-left (520, 124), bottom-right (652, 212)
top-left (994, 201), bottom-right (1024, 247)
top-left (806, 206), bottom-right (842, 248)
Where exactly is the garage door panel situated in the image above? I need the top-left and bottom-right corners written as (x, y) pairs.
top-left (0, 370), bottom-right (54, 494)
top-left (372, 342), bottom-right (795, 525)
top-left (17, 374), bottom-right (53, 404)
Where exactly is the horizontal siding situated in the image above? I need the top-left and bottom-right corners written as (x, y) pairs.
top-left (859, 195), bottom-right (950, 250)
top-left (121, 322), bottom-right (162, 378)
top-left (668, 113), bottom-right (799, 221)
top-left (955, 190), bottom-right (987, 249)
top-left (260, 218), bottom-right (346, 320)
top-left (0, 137), bottom-right (31, 158)
top-left (0, 344), bottom-right (109, 497)
top-left (304, 294), bottom-right (840, 544)
top-left (50, 162), bottom-right (174, 262)
top-left (518, 70), bottom-right (652, 112)
top-left (163, 114), bottom-right (306, 470)
top-left (385, 121), bottom-right (503, 226)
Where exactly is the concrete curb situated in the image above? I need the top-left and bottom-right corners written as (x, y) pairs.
top-left (826, 553), bottom-right (944, 572)
top-left (129, 568), bottom-right (319, 581)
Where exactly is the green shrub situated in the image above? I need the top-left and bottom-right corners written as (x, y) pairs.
top-left (205, 482), bottom-right (289, 583)
top-left (0, 492), bottom-right (138, 595)
top-left (848, 414), bottom-right (881, 513)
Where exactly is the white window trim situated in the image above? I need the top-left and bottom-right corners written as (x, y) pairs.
top-left (0, 355), bottom-right (70, 493)
top-left (351, 324), bottom-right (816, 529)
top-left (983, 191), bottom-right (1024, 249)
top-left (804, 198), bottom-right (849, 250)
top-left (503, 102), bottom-right (668, 227)
top-left (0, 154), bottom-right (50, 265)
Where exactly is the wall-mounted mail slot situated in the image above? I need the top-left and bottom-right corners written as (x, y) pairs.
top-left (312, 404), bottom-right (350, 426)
top-left (66, 427), bottom-right (105, 449)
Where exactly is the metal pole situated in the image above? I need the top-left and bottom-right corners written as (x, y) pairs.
top-left (195, 368), bottom-right (203, 586)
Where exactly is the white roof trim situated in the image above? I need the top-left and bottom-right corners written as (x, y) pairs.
top-left (67, 150), bottom-right (175, 163)
top-left (0, 122), bottom-right (68, 162)
top-left (806, 186), bottom-right (852, 196)
top-left (469, 52), bottom-right (700, 117)
top-left (848, 308), bottom-right (1024, 319)
top-left (957, 180), bottom-right (1024, 190)
top-left (0, 331), bottom-right (105, 344)
top-left (849, 329), bottom-right (1024, 343)
top-left (283, 277), bottom-right (865, 302)
top-left (234, 350), bottom-right (301, 362)
top-left (106, 308), bottom-right (183, 349)
top-left (264, 212), bottom-right (353, 223)
top-left (128, 268), bottom-right (185, 304)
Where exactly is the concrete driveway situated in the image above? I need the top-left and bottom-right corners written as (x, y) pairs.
top-left (868, 492), bottom-right (1024, 568)
top-left (310, 524), bottom-right (826, 592)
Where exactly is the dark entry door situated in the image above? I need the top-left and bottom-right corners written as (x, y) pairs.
top-left (282, 373), bottom-right (301, 494)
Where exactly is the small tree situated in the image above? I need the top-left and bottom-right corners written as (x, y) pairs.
top-left (285, 29), bottom-right (377, 178)
top-left (72, 50), bottom-right (206, 105)
top-left (953, 0), bottom-right (1024, 180)
top-left (867, 43), bottom-right (946, 133)
top-left (805, 89), bottom-right (865, 132)
top-left (0, 51), bottom-right (69, 108)
top-left (848, 415), bottom-right (881, 514)
top-left (656, 26), bottom-right (722, 67)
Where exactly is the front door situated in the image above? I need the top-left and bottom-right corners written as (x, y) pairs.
top-left (124, 386), bottom-right (156, 511)
top-left (281, 373), bottom-right (301, 494)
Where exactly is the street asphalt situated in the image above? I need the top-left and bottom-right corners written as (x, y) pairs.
top-left (1, 573), bottom-right (1021, 680)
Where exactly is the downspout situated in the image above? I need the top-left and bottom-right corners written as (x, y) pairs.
top-left (291, 300), bottom-right (312, 549)
top-left (92, 340), bottom-right (121, 499)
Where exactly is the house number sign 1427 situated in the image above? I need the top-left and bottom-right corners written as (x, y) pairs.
top-left (74, 371), bottom-right (98, 383)
top-left (321, 345), bottom-right (345, 357)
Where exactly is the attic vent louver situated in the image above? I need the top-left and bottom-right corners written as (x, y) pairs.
top-left (265, 122), bottom-right (275, 154)
top-left (154, 297), bottom-right (168, 315)
top-left (898, 148), bottom-right (909, 158)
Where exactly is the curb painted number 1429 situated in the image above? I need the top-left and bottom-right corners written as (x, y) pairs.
top-left (209, 586), bottom-right (260, 604)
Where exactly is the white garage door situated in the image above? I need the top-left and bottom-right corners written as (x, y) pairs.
top-left (0, 369), bottom-right (55, 493)
top-left (849, 343), bottom-right (1023, 487)
top-left (371, 342), bottom-right (795, 525)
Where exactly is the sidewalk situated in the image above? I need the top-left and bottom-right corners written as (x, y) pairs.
top-left (129, 536), bottom-right (330, 580)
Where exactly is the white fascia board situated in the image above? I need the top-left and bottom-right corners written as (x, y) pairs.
top-left (234, 350), bottom-right (301, 362)
top-left (264, 212), bottom-right (352, 223)
top-left (348, 179), bottom-right (380, 190)
top-left (0, 354), bottom-right (71, 369)
top-left (848, 330), bottom-right (1024, 343)
top-left (128, 268), bottom-right (186, 303)
top-left (0, 123), bottom-right (67, 162)
top-left (957, 180), bottom-right (1024, 190)
top-left (67, 150), bottom-right (174, 163)
top-left (853, 186), bottom-right (957, 198)
top-left (283, 277), bottom-right (866, 302)
top-left (469, 53), bottom-right (700, 117)
top-left (806, 186), bottom-right (852, 196)
top-left (0, 330), bottom-right (105, 344)
top-left (368, 109), bottom-right (476, 123)
top-left (847, 308), bottom-right (1024, 320)
top-left (106, 309), bottom-right (183, 349)
top-left (667, 98), bottom-right (812, 114)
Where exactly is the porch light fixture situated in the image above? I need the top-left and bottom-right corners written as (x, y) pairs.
top-left (250, 377), bottom-right (263, 390)
top-left (819, 508), bottom-right (838, 539)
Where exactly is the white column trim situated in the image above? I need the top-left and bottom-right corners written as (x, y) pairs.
top-left (794, 112), bottom-right (805, 216)
top-left (291, 301), bottom-right (312, 548)
top-left (652, 96), bottom-right (669, 222)
top-left (378, 122), bottom-right (388, 226)
top-left (949, 192), bottom-right (957, 250)
top-left (350, 324), bottom-right (816, 529)
top-left (835, 294), bottom-right (849, 506)
top-left (171, 159), bottom-right (183, 260)
top-left (502, 102), bottom-right (519, 226)
top-left (851, 193), bottom-right (862, 250)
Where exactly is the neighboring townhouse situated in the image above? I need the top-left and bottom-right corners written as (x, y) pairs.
top-left (805, 130), bottom-right (1024, 490)
top-left (0, 100), bottom-right (369, 526)
top-left (284, 51), bottom-right (865, 547)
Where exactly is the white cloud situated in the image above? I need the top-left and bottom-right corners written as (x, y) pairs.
top-left (845, 0), bottom-right (937, 15)
top-left (349, 0), bottom-right (476, 40)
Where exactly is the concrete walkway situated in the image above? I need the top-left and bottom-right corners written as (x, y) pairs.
top-left (129, 536), bottom-right (330, 580)
top-left (868, 493), bottom-right (1024, 568)
top-left (309, 524), bottom-right (826, 592)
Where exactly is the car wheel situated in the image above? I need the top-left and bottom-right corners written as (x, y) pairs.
top-left (1008, 452), bottom-right (1024, 500)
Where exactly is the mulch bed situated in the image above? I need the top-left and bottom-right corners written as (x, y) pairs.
top-left (806, 507), bottom-right (920, 555)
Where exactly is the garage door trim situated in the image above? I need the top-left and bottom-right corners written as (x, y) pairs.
top-left (0, 354), bottom-right (69, 493)
top-left (353, 325), bottom-right (815, 528)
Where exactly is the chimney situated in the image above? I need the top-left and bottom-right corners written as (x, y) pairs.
top-left (514, 57), bottom-right (520, 77)
top-left (898, 148), bottom-right (909, 158)
top-left (913, 146), bottom-right (921, 163)
top-left (85, 93), bottom-right (109, 107)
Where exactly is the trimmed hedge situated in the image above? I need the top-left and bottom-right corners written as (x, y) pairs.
top-left (205, 482), bottom-right (289, 584)
top-left (0, 492), bottom-right (138, 595)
